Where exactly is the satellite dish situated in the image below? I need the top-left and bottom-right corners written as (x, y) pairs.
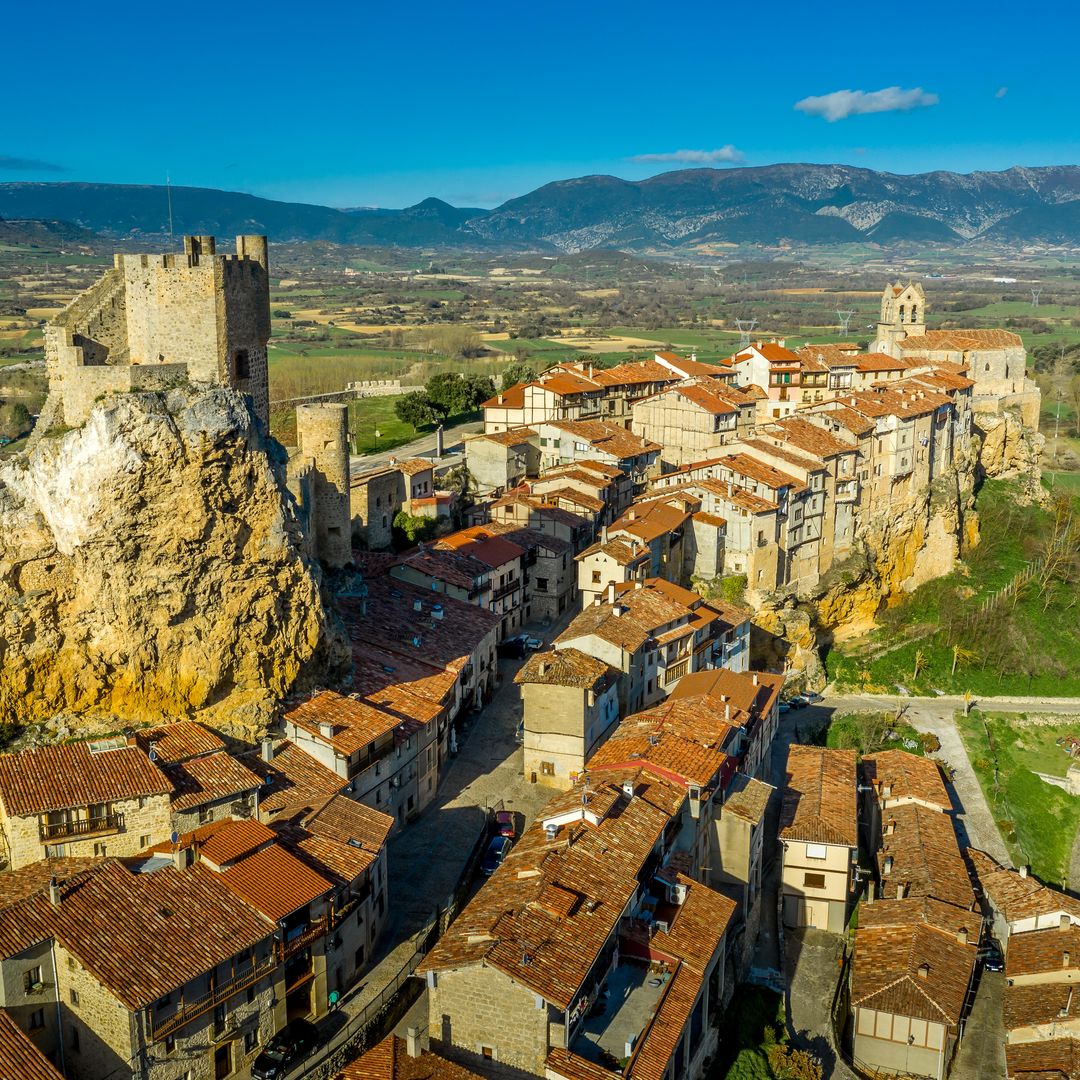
top-left (170, 831), bottom-right (179, 846)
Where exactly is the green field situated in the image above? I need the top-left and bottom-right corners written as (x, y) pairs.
top-left (957, 711), bottom-right (1080, 886)
top-left (828, 479), bottom-right (1080, 697)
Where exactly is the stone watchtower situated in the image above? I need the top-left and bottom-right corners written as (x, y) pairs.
top-left (291, 404), bottom-right (353, 568)
top-left (875, 281), bottom-right (926, 357)
top-left (40, 234), bottom-right (271, 432)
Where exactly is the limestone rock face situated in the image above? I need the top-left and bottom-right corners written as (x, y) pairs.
top-left (976, 410), bottom-right (1045, 493)
top-left (0, 388), bottom-right (343, 737)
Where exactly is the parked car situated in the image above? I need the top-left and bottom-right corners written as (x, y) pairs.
top-left (497, 637), bottom-right (527, 660)
top-left (787, 695), bottom-right (809, 709)
top-left (778, 702), bottom-right (792, 715)
top-left (523, 636), bottom-right (543, 651)
top-left (804, 691), bottom-right (823, 704)
top-left (980, 939), bottom-right (1005, 973)
top-left (494, 810), bottom-right (516, 839)
top-left (481, 835), bottom-right (512, 876)
top-left (251, 1018), bottom-right (320, 1079)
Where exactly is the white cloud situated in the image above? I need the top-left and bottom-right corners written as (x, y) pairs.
top-left (630, 146), bottom-right (744, 165)
top-left (996, 86), bottom-right (1008, 98)
top-left (794, 86), bottom-right (939, 122)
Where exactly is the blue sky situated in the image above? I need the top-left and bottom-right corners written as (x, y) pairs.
top-left (4, 0), bottom-right (1078, 209)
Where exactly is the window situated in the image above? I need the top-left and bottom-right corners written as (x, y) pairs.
top-left (140, 834), bottom-right (151, 848)
top-left (29, 1009), bottom-right (44, 1031)
top-left (23, 967), bottom-right (42, 993)
top-left (541, 761), bottom-right (555, 777)
top-left (244, 1029), bottom-right (260, 1054)
top-left (165, 1034), bottom-right (176, 1055)
top-left (806, 843), bottom-right (828, 860)
top-left (198, 805), bottom-right (212, 825)
top-left (804, 872), bottom-right (826, 889)
top-left (535, 577), bottom-right (548, 592)
top-left (234, 349), bottom-right (250, 380)
top-left (481, 1046), bottom-right (495, 1060)
top-left (591, 570), bottom-right (602, 584)
top-left (69, 989), bottom-right (79, 1006)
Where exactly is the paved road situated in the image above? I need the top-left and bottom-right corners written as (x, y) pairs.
top-left (951, 971), bottom-right (1005, 1080)
top-left (350, 420), bottom-right (482, 475)
top-left (824, 692), bottom-right (1080, 714)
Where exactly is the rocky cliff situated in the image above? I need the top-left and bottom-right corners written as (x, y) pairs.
top-left (975, 409), bottom-right (1046, 494)
top-left (0, 387), bottom-right (344, 737)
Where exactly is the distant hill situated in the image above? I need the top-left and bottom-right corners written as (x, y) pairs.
top-left (0, 214), bottom-right (99, 246)
top-left (3, 164), bottom-right (1080, 252)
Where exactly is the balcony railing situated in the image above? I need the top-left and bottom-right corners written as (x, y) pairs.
top-left (491, 580), bottom-right (520, 602)
top-left (149, 953), bottom-right (277, 1041)
top-left (39, 813), bottom-right (124, 842)
top-left (278, 917), bottom-right (328, 962)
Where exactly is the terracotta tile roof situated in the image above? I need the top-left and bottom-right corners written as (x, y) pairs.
top-left (271, 793), bottom-right (392, 885)
top-left (588, 359), bottom-right (680, 388)
top-left (839, 384), bottom-right (953, 421)
top-left (339, 1036), bottom-right (488, 1080)
top-left (0, 740), bottom-right (171, 817)
top-left (771, 417), bottom-right (854, 458)
top-left (1007, 1037), bottom-right (1080, 1080)
top-left (857, 896), bottom-right (978, 936)
top-left (50, 860), bottom-right (272, 1009)
top-left (778, 746), bottom-right (858, 847)
top-left (797, 344), bottom-right (860, 370)
top-left (697, 478), bottom-right (778, 513)
top-left (722, 774), bottom-right (773, 825)
top-left (576, 537), bottom-right (649, 567)
top-left (669, 668), bottom-right (783, 728)
top-left (587, 727), bottom-right (728, 788)
top-left (397, 458), bottom-right (434, 476)
top-left (474, 426), bottom-right (537, 446)
top-left (670, 382), bottom-right (742, 416)
top-left (850, 920), bottom-right (976, 1025)
top-left (351, 648), bottom-right (457, 713)
top-left (900, 328), bottom-right (1023, 352)
top-left (285, 690), bottom-right (404, 756)
top-left (807, 404), bottom-right (875, 436)
top-left (535, 485), bottom-right (606, 512)
top-left (167, 750), bottom-right (264, 812)
top-left (733, 341), bottom-right (801, 364)
top-left (190, 818), bottom-right (276, 868)
top-left (434, 527), bottom-right (525, 569)
top-left (482, 383), bottom-right (526, 409)
top-left (217, 842), bottom-right (333, 922)
top-left (546, 419), bottom-right (661, 460)
top-left (0, 1009), bottom-right (64, 1080)
top-left (857, 354), bottom-right (911, 372)
top-left (862, 750), bottom-right (952, 810)
top-left (968, 849), bottom-right (1080, 924)
top-left (0, 860), bottom-right (101, 959)
top-left (135, 721), bottom-right (225, 764)
top-left (717, 453), bottom-right (805, 493)
top-left (612, 500), bottom-right (691, 542)
top-left (908, 369), bottom-right (976, 392)
top-left (547, 1047), bottom-right (622, 1080)
top-left (515, 648), bottom-right (619, 690)
top-left (239, 740), bottom-right (344, 816)
top-left (393, 545), bottom-right (489, 590)
top-left (1007, 925), bottom-right (1080, 980)
top-left (1005, 982), bottom-right (1080, 1032)
top-left (419, 775), bottom-right (686, 1009)
top-left (877, 802), bottom-right (975, 909)
top-left (740, 438), bottom-right (825, 473)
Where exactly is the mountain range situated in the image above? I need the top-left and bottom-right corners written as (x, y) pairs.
top-left (3, 164), bottom-right (1080, 252)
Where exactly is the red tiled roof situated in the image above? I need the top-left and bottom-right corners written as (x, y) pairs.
top-left (218, 843), bottom-right (333, 922)
top-left (0, 741), bottom-right (171, 817)
top-left (0, 1009), bottom-right (64, 1079)
top-left (167, 750), bottom-right (263, 812)
top-left (135, 721), bottom-right (225, 764)
top-left (779, 745), bottom-right (857, 847)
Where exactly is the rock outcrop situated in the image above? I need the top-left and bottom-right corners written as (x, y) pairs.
top-left (975, 409), bottom-right (1046, 495)
top-left (0, 387), bottom-right (344, 737)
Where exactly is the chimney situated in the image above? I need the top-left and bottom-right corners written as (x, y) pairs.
top-left (957, 927), bottom-right (968, 945)
top-left (1063, 914), bottom-right (1072, 929)
top-left (883, 855), bottom-right (894, 874)
top-left (48, 877), bottom-right (61, 906)
top-left (601, 525), bottom-right (609, 544)
top-left (172, 845), bottom-right (193, 871)
top-left (261, 736), bottom-right (274, 763)
top-left (752, 672), bottom-right (759, 685)
top-left (886, 819), bottom-right (896, 836)
top-left (406, 1027), bottom-right (422, 1059)
top-left (1066, 950), bottom-right (1073, 968)
top-left (539, 661), bottom-right (549, 677)
top-left (319, 720), bottom-right (334, 740)
top-left (896, 882), bottom-right (906, 900)
top-left (498, 393), bottom-right (504, 405)
top-left (917, 963), bottom-right (929, 980)
top-left (389, 456), bottom-right (398, 466)
top-left (607, 583), bottom-right (616, 605)
top-left (1020, 865), bottom-right (1029, 879)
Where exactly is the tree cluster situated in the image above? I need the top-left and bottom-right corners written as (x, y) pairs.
top-left (393, 372), bottom-right (497, 430)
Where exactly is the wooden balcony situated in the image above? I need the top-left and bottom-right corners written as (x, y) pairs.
top-left (39, 813), bottom-right (124, 842)
top-left (149, 954), bottom-right (277, 1041)
top-left (278, 917), bottom-right (328, 962)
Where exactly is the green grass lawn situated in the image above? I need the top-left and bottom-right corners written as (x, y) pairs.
top-left (827, 479), bottom-right (1080, 697)
top-left (957, 710), bottom-right (1080, 886)
top-left (820, 712), bottom-right (929, 757)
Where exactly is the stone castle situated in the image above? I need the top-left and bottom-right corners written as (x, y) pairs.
top-left (39, 235), bottom-right (353, 568)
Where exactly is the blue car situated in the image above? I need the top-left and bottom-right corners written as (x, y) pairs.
top-left (481, 835), bottom-right (512, 876)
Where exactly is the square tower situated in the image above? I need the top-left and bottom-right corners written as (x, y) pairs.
top-left (875, 281), bottom-right (926, 356)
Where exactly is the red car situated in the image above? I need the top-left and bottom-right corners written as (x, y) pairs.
top-left (495, 810), bottom-right (516, 839)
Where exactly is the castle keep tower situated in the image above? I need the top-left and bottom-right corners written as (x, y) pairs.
top-left (41, 234), bottom-right (271, 430)
top-left (293, 404), bottom-right (353, 568)
top-left (875, 281), bottom-right (926, 356)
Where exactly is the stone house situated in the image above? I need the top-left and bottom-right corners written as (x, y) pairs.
top-left (419, 773), bottom-right (736, 1080)
top-left (487, 493), bottom-right (596, 553)
top-left (515, 648), bottom-right (620, 788)
top-left (0, 739), bottom-right (173, 870)
top-left (576, 534), bottom-right (652, 609)
top-left (465, 429), bottom-right (538, 496)
top-left (630, 381), bottom-right (757, 468)
top-left (726, 340), bottom-right (804, 422)
top-left (134, 721), bottom-right (263, 834)
top-left (486, 523), bottom-right (577, 623)
top-left (351, 464), bottom-right (407, 550)
top-left (712, 773), bottom-right (774, 925)
top-left (284, 689), bottom-right (440, 828)
top-left (339, 1033), bottom-right (489, 1080)
top-left (534, 419), bottom-right (661, 496)
top-left (529, 459), bottom-right (627, 524)
top-left (778, 745), bottom-right (858, 933)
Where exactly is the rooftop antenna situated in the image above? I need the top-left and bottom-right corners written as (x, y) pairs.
top-left (836, 309), bottom-right (855, 336)
top-left (735, 318), bottom-right (758, 350)
top-left (166, 173), bottom-right (174, 240)
top-left (1031, 287), bottom-right (1042, 308)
